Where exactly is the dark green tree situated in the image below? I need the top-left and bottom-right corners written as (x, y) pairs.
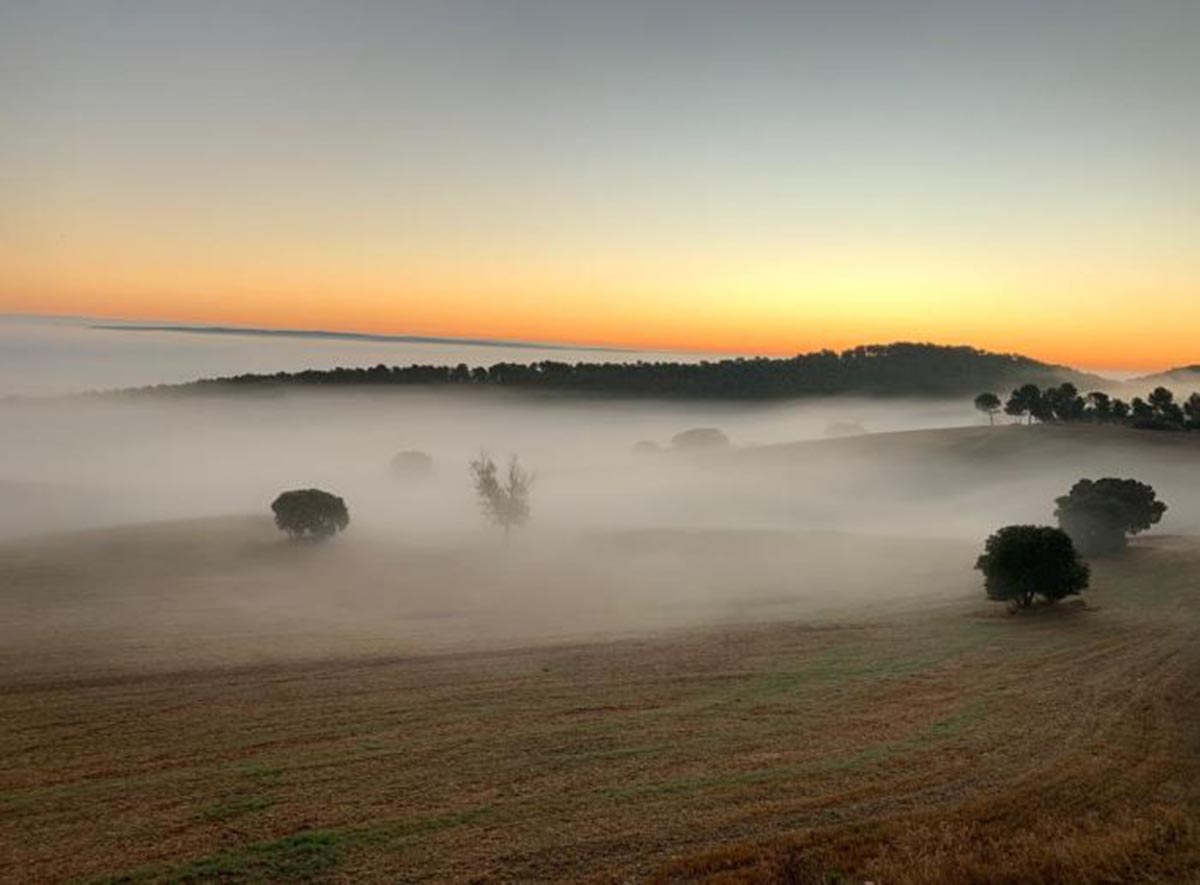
top-left (974, 392), bottom-right (1001, 425)
top-left (1054, 478), bottom-right (1167, 556)
top-left (1085, 391), bottom-right (1112, 422)
top-left (975, 525), bottom-right (1089, 609)
top-left (1147, 386), bottom-right (1185, 425)
top-left (1185, 392), bottom-right (1200, 429)
top-left (1005, 384), bottom-right (1044, 424)
top-left (271, 489), bottom-right (350, 541)
top-left (1045, 382), bottom-right (1085, 421)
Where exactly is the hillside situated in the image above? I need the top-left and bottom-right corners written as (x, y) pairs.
top-left (126, 342), bottom-right (1108, 400)
top-left (729, 423), bottom-right (1200, 537)
top-left (1133, 364), bottom-right (1200, 391)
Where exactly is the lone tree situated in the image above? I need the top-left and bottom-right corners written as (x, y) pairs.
top-left (975, 525), bottom-right (1090, 610)
top-left (974, 392), bottom-right (1001, 425)
top-left (1054, 478), bottom-right (1167, 556)
top-left (271, 489), bottom-right (350, 541)
top-left (671, 427), bottom-right (731, 450)
top-left (469, 453), bottom-right (533, 541)
top-left (391, 449), bottom-right (434, 478)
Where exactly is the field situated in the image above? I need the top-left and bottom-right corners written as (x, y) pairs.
top-left (3, 519), bottom-right (1199, 882)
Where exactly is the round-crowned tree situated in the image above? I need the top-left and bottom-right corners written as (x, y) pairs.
top-left (671, 427), bottom-right (730, 450)
top-left (973, 392), bottom-right (1001, 425)
top-left (1054, 478), bottom-right (1166, 556)
top-left (271, 489), bottom-right (350, 541)
top-left (975, 525), bottom-right (1089, 609)
top-left (391, 450), bottom-right (434, 479)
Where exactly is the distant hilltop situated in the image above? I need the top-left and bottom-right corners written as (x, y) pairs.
top-left (124, 342), bottom-right (1110, 400)
top-left (1132, 365), bottom-right (1200, 389)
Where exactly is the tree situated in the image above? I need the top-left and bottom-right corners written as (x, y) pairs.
top-left (1086, 391), bottom-right (1112, 422)
top-left (1147, 386), bottom-right (1185, 425)
top-left (1044, 382), bottom-right (1085, 422)
top-left (391, 450), bottom-right (434, 478)
top-left (975, 525), bottom-right (1089, 609)
top-left (1148, 386), bottom-right (1175, 415)
top-left (1054, 478), bottom-right (1167, 556)
top-left (469, 453), bottom-right (533, 541)
top-left (271, 489), bottom-right (349, 541)
top-left (671, 427), bottom-right (731, 449)
top-left (1005, 384), bottom-right (1044, 424)
top-left (974, 392), bottom-right (1001, 425)
top-left (1185, 392), bottom-right (1200, 429)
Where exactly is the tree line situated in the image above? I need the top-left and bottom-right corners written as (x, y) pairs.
top-left (974, 383), bottom-right (1200, 431)
top-left (152, 343), bottom-right (1096, 400)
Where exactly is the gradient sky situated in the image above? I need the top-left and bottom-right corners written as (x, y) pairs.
top-left (2, 1), bottom-right (1197, 370)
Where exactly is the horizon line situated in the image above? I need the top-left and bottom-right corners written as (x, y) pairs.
top-left (89, 321), bottom-right (645, 354)
top-left (0, 312), bottom-right (1184, 379)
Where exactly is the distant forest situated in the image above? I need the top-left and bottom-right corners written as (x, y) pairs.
top-left (149, 343), bottom-right (1102, 400)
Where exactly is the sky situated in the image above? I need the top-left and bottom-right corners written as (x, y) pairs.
top-left (2, 0), bottom-right (1197, 371)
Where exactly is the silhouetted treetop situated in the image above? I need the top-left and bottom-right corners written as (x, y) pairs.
top-left (1054, 478), bottom-right (1166, 556)
top-left (142, 343), bottom-right (1102, 401)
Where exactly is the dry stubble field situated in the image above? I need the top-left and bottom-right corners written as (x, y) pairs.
top-left (1, 529), bottom-right (1199, 883)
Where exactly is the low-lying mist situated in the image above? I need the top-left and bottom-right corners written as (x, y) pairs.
top-left (3, 388), bottom-right (1197, 670)
top-left (0, 390), bottom-right (975, 538)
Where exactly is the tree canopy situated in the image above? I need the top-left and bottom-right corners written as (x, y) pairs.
top-left (271, 489), bottom-right (350, 540)
top-left (973, 391), bottom-right (1001, 424)
top-left (975, 525), bottom-right (1090, 609)
top-left (1054, 478), bottom-right (1167, 556)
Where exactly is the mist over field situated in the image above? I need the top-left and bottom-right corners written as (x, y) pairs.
top-left (5, 376), bottom-right (1200, 676)
top-left (0, 388), bottom-right (978, 537)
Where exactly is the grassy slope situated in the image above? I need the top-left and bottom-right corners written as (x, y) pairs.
top-left (1, 534), bottom-right (1198, 882)
top-left (747, 421), bottom-right (1200, 462)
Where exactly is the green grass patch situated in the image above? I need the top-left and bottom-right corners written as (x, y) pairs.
top-left (105, 806), bottom-right (496, 883)
top-left (196, 795), bottom-right (275, 823)
top-left (107, 831), bottom-right (343, 884)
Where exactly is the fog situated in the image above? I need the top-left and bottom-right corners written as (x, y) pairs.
top-left (3, 384), bottom-right (1197, 671)
top-left (0, 389), bottom-right (978, 538)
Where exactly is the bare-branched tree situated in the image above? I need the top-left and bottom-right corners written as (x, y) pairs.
top-left (469, 453), bottom-right (533, 541)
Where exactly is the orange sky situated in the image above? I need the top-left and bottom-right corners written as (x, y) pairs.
top-left (4, 216), bottom-right (1195, 371)
top-left (4, 2), bottom-right (1197, 372)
